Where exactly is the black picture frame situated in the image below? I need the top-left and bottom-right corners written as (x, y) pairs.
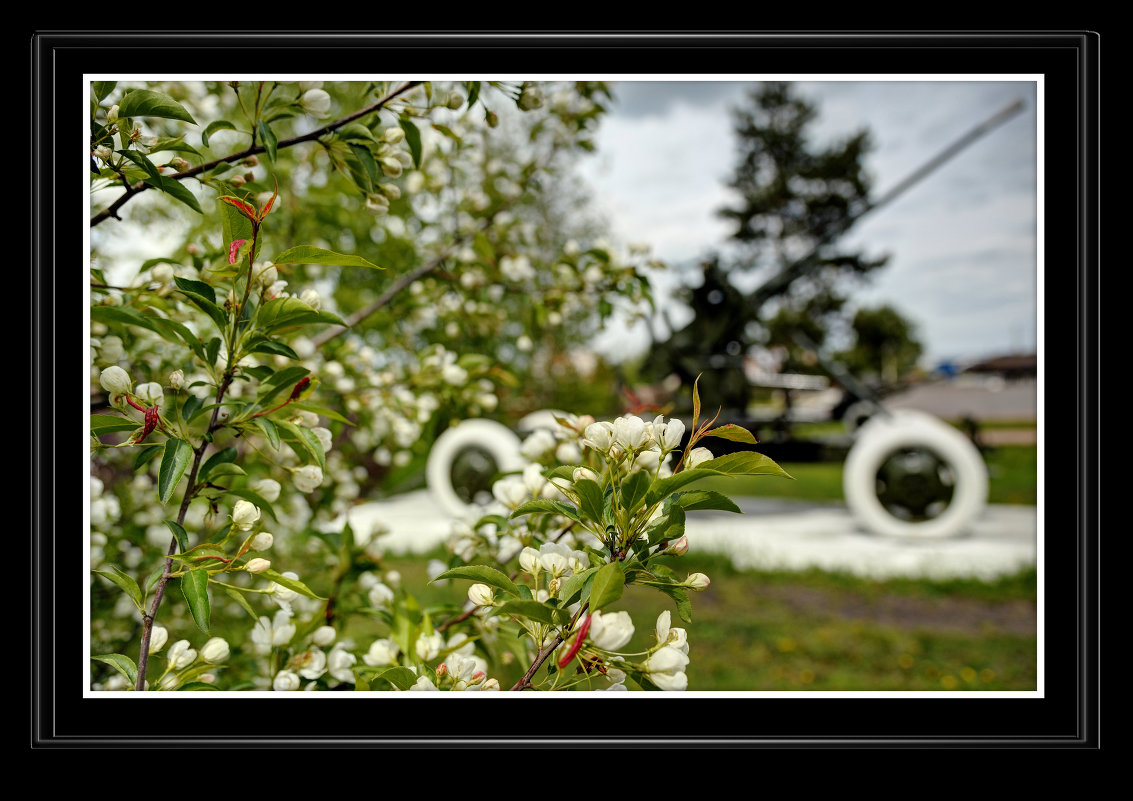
top-left (35, 30), bottom-right (1099, 749)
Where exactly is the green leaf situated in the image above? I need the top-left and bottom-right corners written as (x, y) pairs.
top-left (339, 122), bottom-right (376, 142)
top-left (180, 569), bottom-right (211, 633)
top-left (117, 149), bottom-right (164, 190)
top-left (256, 297), bottom-right (327, 333)
top-left (92, 566), bottom-right (143, 611)
top-left (691, 374), bottom-right (702, 432)
top-left (288, 401), bottom-right (354, 426)
top-left (353, 665), bottom-right (417, 690)
top-left (260, 568), bottom-right (325, 600)
top-left (587, 562), bottom-right (624, 612)
top-left (90, 414), bottom-right (140, 435)
top-left (257, 120), bottom-right (278, 162)
top-left (645, 507), bottom-right (686, 547)
top-left (271, 245), bottom-right (383, 271)
top-left (173, 275), bottom-right (216, 304)
top-left (557, 566), bottom-right (598, 606)
top-left (206, 463), bottom-right (246, 479)
top-left (247, 338), bottom-right (299, 360)
top-left (144, 175), bottom-right (203, 214)
top-left (158, 438), bottom-right (193, 505)
top-left (275, 419), bottom-right (325, 471)
top-left (251, 418), bottom-right (280, 450)
top-left (179, 681), bottom-right (221, 691)
top-left (219, 195), bottom-right (256, 263)
top-left (117, 89), bottom-right (197, 124)
top-left (199, 446), bottom-right (238, 482)
top-left (621, 470), bottom-right (652, 514)
top-left (698, 452), bottom-right (793, 479)
top-left (510, 499), bottom-right (582, 524)
top-left (221, 585), bottom-right (260, 623)
top-left (644, 468), bottom-right (720, 508)
top-left (163, 520), bottom-right (190, 552)
top-left (133, 443), bottom-right (164, 472)
top-left (704, 423), bottom-right (758, 444)
top-left (671, 490), bottom-right (743, 514)
top-left (93, 81), bottom-right (117, 101)
top-left (431, 565), bottom-right (519, 598)
top-left (91, 653), bottom-right (138, 686)
top-left (181, 394), bottom-right (204, 424)
top-left (573, 479), bottom-right (606, 523)
top-left (89, 305), bottom-right (158, 333)
top-left (399, 117), bottom-right (422, 169)
top-left (202, 120), bottom-right (237, 149)
top-left (496, 600), bottom-right (571, 626)
top-left (652, 583), bottom-right (693, 624)
top-left (173, 276), bottom-right (226, 331)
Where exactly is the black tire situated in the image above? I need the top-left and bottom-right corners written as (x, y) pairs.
top-left (843, 410), bottom-right (988, 538)
top-left (425, 419), bottom-right (524, 517)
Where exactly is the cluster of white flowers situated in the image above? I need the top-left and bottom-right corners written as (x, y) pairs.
top-left (644, 611), bottom-right (691, 691)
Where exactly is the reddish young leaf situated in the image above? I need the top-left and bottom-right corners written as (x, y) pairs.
top-left (220, 195), bottom-right (257, 220)
top-left (228, 239), bottom-right (247, 265)
top-left (557, 613), bottom-right (593, 669)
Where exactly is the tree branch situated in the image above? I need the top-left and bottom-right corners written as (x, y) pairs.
top-left (92, 81), bottom-right (421, 227)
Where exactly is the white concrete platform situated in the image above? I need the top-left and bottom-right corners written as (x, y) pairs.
top-left (335, 491), bottom-right (1038, 581)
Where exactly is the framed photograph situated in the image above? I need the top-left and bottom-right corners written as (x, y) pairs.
top-left (35, 31), bottom-right (1098, 748)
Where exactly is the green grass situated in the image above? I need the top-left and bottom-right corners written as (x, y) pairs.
top-left (375, 550), bottom-right (1036, 692)
top-left (701, 444), bottom-right (1036, 506)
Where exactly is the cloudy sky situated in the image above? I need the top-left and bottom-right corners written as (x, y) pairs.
top-left (576, 79), bottom-right (1039, 367)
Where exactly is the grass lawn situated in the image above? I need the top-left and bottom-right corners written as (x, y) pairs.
top-left (378, 550), bottom-right (1037, 692)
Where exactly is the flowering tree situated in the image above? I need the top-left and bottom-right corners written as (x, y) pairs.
top-left (89, 79), bottom-right (788, 692)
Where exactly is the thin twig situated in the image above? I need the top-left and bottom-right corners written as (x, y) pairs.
top-left (92, 81), bottom-right (421, 227)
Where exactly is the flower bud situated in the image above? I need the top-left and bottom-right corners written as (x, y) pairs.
top-left (94, 145), bottom-right (113, 162)
top-left (232, 500), bottom-right (261, 531)
top-left (382, 126), bottom-right (404, 144)
top-left (251, 478), bottom-right (281, 503)
top-left (613, 415), bottom-right (648, 452)
top-left (292, 465), bottom-right (324, 493)
top-left (661, 418), bottom-right (686, 451)
top-left (229, 174), bottom-right (246, 188)
top-left (685, 572), bottom-right (711, 590)
top-left (300, 289), bottom-right (321, 310)
top-left (250, 532), bottom-right (274, 551)
top-left (243, 154), bottom-right (259, 167)
top-left (246, 558), bottom-right (271, 574)
top-left (518, 547), bottom-right (540, 574)
top-left (311, 427), bottom-right (333, 452)
top-left (517, 84), bottom-right (544, 111)
top-left (685, 447), bottom-right (715, 470)
top-left (170, 157), bottom-right (191, 172)
top-left (380, 157), bottom-right (403, 178)
top-left (148, 624), bottom-right (168, 654)
top-left (167, 639), bottom-right (197, 670)
top-left (98, 365), bottom-right (132, 396)
top-left (135, 382), bottom-right (164, 406)
top-left (467, 583), bottom-right (495, 607)
top-left (572, 466), bottom-right (600, 484)
top-left (582, 421), bottom-right (616, 453)
top-left (200, 637), bottom-right (230, 664)
top-left (106, 105), bottom-right (119, 124)
top-left (301, 88), bottom-right (332, 118)
top-left (435, 662), bottom-right (448, 678)
top-left (365, 194), bottom-right (389, 215)
top-left (446, 91), bottom-right (464, 110)
top-left (311, 626), bottom-right (337, 647)
top-left (168, 370), bottom-right (184, 389)
top-left (486, 110), bottom-right (499, 128)
top-left (378, 183), bottom-right (400, 200)
top-left (664, 535), bottom-right (690, 556)
top-left (273, 669), bottom-right (300, 691)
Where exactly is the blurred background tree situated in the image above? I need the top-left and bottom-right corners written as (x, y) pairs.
top-left (645, 82), bottom-right (889, 413)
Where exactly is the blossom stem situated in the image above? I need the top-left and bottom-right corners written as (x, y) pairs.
top-left (92, 82), bottom-right (420, 227)
top-left (135, 370), bottom-right (234, 691)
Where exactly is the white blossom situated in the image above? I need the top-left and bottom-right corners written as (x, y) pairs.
top-left (588, 610), bottom-right (635, 651)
